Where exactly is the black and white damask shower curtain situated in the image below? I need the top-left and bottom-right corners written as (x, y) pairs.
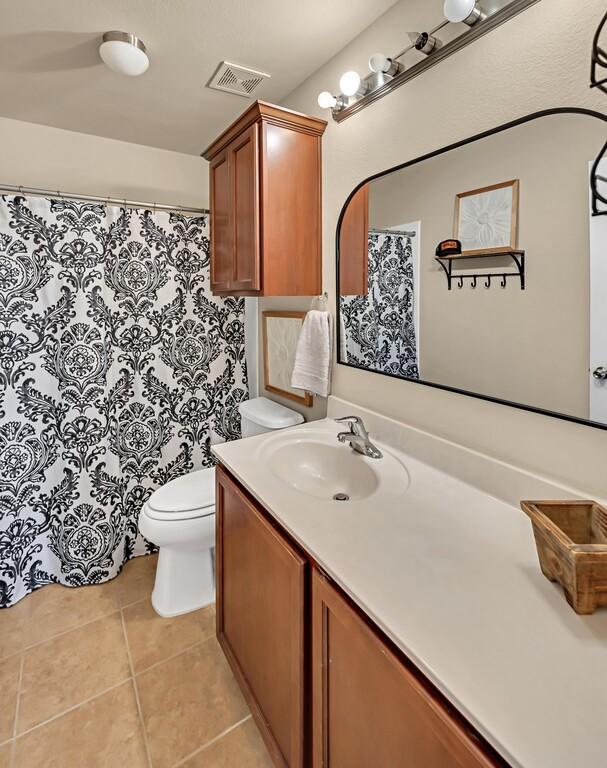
top-left (340, 231), bottom-right (419, 379)
top-left (0, 196), bottom-right (247, 607)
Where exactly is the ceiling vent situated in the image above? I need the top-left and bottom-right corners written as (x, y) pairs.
top-left (207, 61), bottom-right (271, 98)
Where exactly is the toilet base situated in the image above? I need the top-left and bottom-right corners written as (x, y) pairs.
top-left (150, 545), bottom-right (215, 617)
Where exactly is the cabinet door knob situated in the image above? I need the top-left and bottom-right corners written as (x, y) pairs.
top-left (593, 366), bottom-right (607, 380)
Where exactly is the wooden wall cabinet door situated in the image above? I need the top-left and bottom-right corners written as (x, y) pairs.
top-left (339, 184), bottom-right (369, 296)
top-left (216, 466), bottom-right (306, 768)
top-left (312, 569), bottom-right (501, 768)
top-left (204, 101), bottom-right (327, 297)
top-left (209, 147), bottom-right (233, 293)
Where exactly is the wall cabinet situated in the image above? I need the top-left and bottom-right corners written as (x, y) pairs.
top-left (203, 102), bottom-right (327, 296)
top-left (216, 465), bottom-right (505, 768)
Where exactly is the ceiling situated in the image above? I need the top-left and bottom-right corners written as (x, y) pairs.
top-left (0, 0), bottom-right (397, 155)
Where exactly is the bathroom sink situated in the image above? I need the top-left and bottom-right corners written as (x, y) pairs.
top-left (259, 428), bottom-right (409, 502)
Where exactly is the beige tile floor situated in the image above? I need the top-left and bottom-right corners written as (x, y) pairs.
top-left (0, 554), bottom-right (273, 768)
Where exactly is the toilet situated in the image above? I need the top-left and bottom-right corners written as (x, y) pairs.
top-left (139, 397), bottom-right (304, 617)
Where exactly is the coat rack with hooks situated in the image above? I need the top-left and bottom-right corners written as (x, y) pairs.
top-left (435, 250), bottom-right (525, 290)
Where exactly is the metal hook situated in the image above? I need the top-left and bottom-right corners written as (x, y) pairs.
top-left (18, 185), bottom-right (24, 196)
top-left (471, 276), bottom-right (477, 289)
top-left (484, 276), bottom-right (492, 288)
top-left (457, 276), bottom-right (464, 289)
top-left (500, 274), bottom-right (507, 288)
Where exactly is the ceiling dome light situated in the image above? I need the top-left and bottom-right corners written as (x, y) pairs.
top-left (99, 31), bottom-right (149, 76)
top-left (339, 70), bottom-right (365, 97)
top-left (443, 0), bottom-right (484, 26)
top-left (317, 91), bottom-right (337, 109)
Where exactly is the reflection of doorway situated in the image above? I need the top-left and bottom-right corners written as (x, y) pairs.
top-left (589, 160), bottom-right (607, 423)
top-left (387, 221), bottom-right (421, 373)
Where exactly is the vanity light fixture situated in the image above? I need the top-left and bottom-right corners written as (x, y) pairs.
top-left (339, 70), bottom-right (368, 98)
top-left (368, 53), bottom-right (404, 77)
top-left (99, 31), bottom-right (149, 76)
top-left (410, 31), bottom-right (442, 56)
top-left (315, 0), bottom-right (540, 122)
top-left (443, 0), bottom-right (485, 27)
top-left (317, 91), bottom-right (345, 110)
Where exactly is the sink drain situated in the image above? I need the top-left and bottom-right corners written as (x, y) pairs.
top-left (333, 492), bottom-right (350, 501)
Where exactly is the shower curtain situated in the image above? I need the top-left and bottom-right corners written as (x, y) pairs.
top-left (0, 195), bottom-right (247, 607)
top-left (340, 231), bottom-right (419, 378)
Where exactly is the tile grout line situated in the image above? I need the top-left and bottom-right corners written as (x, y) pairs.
top-left (19, 607), bottom-right (123, 655)
top-left (132, 632), bottom-right (216, 678)
top-left (120, 607), bottom-right (154, 768)
top-left (13, 677), bottom-right (131, 741)
top-left (171, 715), bottom-right (253, 768)
top-left (10, 653), bottom-right (24, 768)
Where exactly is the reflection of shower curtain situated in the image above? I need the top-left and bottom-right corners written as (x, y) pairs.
top-left (341, 232), bottom-right (419, 378)
top-left (0, 196), bottom-right (247, 607)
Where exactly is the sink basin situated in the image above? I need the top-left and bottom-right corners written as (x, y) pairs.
top-left (259, 428), bottom-right (409, 501)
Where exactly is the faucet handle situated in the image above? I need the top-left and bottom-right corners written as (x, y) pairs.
top-left (334, 415), bottom-right (361, 426)
top-left (334, 415), bottom-right (368, 437)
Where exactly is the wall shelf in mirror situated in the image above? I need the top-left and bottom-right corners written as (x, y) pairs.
top-left (436, 249), bottom-right (525, 290)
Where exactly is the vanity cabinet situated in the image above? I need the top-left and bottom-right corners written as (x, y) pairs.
top-left (312, 569), bottom-right (500, 768)
top-left (215, 466), bottom-right (307, 768)
top-left (216, 465), bottom-right (505, 768)
top-left (203, 101), bottom-right (327, 296)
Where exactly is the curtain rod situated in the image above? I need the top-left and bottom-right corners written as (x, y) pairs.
top-left (0, 183), bottom-right (209, 216)
top-left (369, 227), bottom-right (417, 237)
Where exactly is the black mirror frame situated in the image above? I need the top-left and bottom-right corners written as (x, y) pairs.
top-left (335, 107), bottom-right (607, 432)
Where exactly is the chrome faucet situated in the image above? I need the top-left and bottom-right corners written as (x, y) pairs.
top-left (335, 416), bottom-right (383, 459)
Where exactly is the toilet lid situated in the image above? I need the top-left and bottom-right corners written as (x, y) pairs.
top-left (146, 468), bottom-right (215, 519)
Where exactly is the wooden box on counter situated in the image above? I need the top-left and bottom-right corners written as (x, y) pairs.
top-left (521, 500), bottom-right (607, 614)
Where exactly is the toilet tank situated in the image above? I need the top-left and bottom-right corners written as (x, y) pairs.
top-left (238, 397), bottom-right (304, 437)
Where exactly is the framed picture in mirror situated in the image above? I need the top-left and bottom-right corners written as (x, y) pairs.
top-left (262, 310), bottom-right (313, 406)
top-left (454, 179), bottom-right (519, 256)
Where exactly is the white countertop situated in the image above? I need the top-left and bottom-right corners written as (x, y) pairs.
top-left (212, 399), bottom-right (607, 768)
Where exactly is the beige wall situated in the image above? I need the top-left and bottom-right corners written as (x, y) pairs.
top-left (0, 116), bottom-right (208, 208)
top-left (273, 0), bottom-right (607, 498)
top-left (366, 112), bottom-right (605, 419)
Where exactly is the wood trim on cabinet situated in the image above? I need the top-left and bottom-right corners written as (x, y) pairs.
top-left (209, 147), bottom-right (233, 293)
top-left (202, 101), bottom-right (327, 160)
top-left (216, 465), bottom-right (307, 768)
top-left (230, 123), bottom-right (261, 292)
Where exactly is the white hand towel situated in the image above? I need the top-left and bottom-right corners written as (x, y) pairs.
top-left (291, 310), bottom-right (332, 397)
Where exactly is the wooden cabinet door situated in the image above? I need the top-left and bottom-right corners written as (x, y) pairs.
top-left (209, 147), bottom-right (233, 293)
top-left (230, 123), bottom-right (261, 292)
top-left (339, 184), bottom-right (369, 296)
top-left (216, 466), bottom-right (306, 768)
top-left (312, 569), bottom-right (501, 768)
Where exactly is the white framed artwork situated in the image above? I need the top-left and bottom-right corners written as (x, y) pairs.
top-left (455, 179), bottom-right (519, 256)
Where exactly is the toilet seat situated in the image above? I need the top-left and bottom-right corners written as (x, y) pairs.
top-left (145, 468), bottom-right (215, 521)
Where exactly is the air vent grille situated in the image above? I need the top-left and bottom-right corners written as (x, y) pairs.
top-left (208, 61), bottom-right (271, 98)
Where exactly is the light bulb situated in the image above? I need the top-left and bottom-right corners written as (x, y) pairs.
top-left (99, 32), bottom-right (149, 76)
top-left (339, 70), bottom-right (362, 97)
top-left (443, 0), bottom-right (483, 26)
top-left (317, 91), bottom-right (337, 109)
top-left (368, 53), bottom-right (390, 74)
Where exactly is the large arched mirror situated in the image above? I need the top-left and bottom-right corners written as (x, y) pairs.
top-left (336, 109), bottom-right (607, 429)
